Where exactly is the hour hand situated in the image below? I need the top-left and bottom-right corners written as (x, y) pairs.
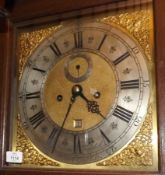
top-left (85, 98), bottom-right (106, 119)
top-left (71, 84), bottom-right (105, 119)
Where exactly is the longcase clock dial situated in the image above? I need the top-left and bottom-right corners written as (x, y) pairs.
top-left (18, 21), bottom-right (150, 164)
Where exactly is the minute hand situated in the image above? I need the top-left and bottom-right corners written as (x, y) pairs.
top-left (52, 96), bottom-right (75, 152)
top-left (79, 92), bottom-right (106, 119)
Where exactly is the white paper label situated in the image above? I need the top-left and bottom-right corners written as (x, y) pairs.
top-left (6, 151), bottom-right (23, 163)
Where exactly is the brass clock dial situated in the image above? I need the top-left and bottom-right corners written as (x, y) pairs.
top-left (18, 21), bottom-right (150, 164)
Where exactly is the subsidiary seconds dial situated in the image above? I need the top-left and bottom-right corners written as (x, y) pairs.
top-left (18, 21), bottom-right (150, 164)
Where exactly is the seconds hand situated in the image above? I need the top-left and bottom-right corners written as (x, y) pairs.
top-left (76, 64), bottom-right (80, 78)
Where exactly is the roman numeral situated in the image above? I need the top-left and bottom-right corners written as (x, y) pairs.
top-left (26, 91), bottom-right (40, 99)
top-left (29, 111), bottom-right (45, 129)
top-left (74, 135), bottom-right (81, 154)
top-left (100, 129), bottom-right (111, 143)
top-left (50, 42), bottom-right (62, 57)
top-left (113, 52), bottom-right (130, 65)
top-left (32, 67), bottom-right (46, 73)
top-left (97, 34), bottom-right (107, 50)
top-left (120, 79), bottom-right (139, 90)
top-left (48, 128), bottom-right (58, 142)
top-left (113, 105), bottom-right (133, 123)
top-left (47, 127), bottom-right (59, 152)
top-left (74, 31), bottom-right (83, 48)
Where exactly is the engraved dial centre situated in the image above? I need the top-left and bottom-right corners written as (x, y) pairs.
top-left (43, 52), bottom-right (117, 131)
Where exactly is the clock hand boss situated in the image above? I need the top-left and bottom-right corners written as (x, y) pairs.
top-left (72, 84), bottom-right (106, 119)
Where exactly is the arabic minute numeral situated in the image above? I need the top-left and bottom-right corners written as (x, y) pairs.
top-left (132, 47), bottom-right (139, 54)
top-left (143, 80), bottom-right (150, 87)
top-left (134, 116), bottom-right (142, 126)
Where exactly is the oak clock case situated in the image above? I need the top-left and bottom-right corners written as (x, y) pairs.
top-left (12, 1), bottom-right (157, 172)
